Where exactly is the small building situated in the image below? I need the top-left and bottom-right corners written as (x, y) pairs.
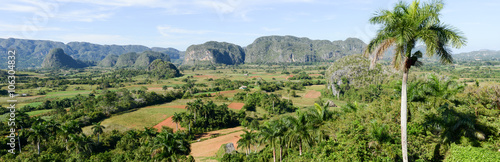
top-left (239, 86), bottom-right (247, 89)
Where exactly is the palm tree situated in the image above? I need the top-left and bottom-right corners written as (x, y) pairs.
top-left (59, 124), bottom-right (72, 150)
top-left (283, 111), bottom-right (314, 156)
top-left (424, 74), bottom-right (464, 107)
top-left (364, 1), bottom-right (466, 161)
top-left (28, 123), bottom-right (47, 155)
top-left (312, 103), bottom-right (331, 125)
top-left (68, 134), bottom-right (93, 155)
top-left (237, 130), bottom-right (254, 155)
top-left (91, 122), bottom-right (105, 143)
top-left (260, 120), bottom-right (286, 162)
top-left (151, 131), bottom-right (190, 160)
top-left (184, 113), bottom-right (194, 133)
top-left (141, 127), bottom-right (158, 146)
top-left (186, 99), bottom-right (203, 124)
top-left (260, 124), bottom-right (275, 162)
top-left (172, 112), bottom-right (182, 131)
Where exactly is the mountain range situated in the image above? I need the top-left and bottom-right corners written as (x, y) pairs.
top-left (1, 37), bottom-right (498, 69)
top-left (0, 38), bottom-right (180, 69)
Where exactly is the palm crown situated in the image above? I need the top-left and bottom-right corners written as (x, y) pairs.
top-left (364, 0), bottom-right (466, 71)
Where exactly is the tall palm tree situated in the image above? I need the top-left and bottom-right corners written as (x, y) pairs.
top-left (68, 134), bottom-right (93, 155)
top-left (364, 1), bottom-right (466, 161)
top-left (28, 123), bottom-right (47, 155)
top-left (141, 127), bottom-right (158, 146)
top-left (260, 120), bottom-right (287, 162)
top-left (172, 112), bottom-right (182, 131)
top-left (91, 122), bottom-right (105, 143)
top-left (259, 124), bottom-right (276, 162)
top-left (184, 114), bottom-right (194, 133)
top-left (283, 111), bottom-right (314, 156)
top-left (59, 124), bottom-right (73, 151)
top-left (237, 130), bottom-right (254, 155)
top-left (186, 99), bottom-right (203, 124)
top-left (151, 131), bottom-right (190, 160)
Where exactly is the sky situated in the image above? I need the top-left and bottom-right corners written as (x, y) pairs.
top-left (0, 0), bottom-right (498, 53)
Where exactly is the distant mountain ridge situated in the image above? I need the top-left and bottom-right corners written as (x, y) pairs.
top-left (454, 50), bottom-right (500, 61)
top-left (244, 36), bottom-right (366, 63)
top-left (0, 38), bottom-right (180, 69)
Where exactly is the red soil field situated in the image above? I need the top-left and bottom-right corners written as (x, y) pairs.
top-left (304, 90), bottom-right (321, 98)
top-left (153, 116), bottom-right (185, 132)
top-left (227, 103), bottom-right (244, 110)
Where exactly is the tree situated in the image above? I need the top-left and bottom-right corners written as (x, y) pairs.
top-left (260, 120), bottom-right (287, 162)
top-left (186, 99), bottom-right (203, 124)
top-left (152, 131), bottom-right (191, 160)
top-left (59, 121), bottom-right (82, 151)
top-left (28, 123), bottom-right (47, 155)
top-left (283, 111), bottom-right (314, 156)
top-left (68, 134), bottom-right (93, 155)
top-left (184, 114), bottom-right (194, 133)
top-left (172, 112), bottom-right (182, 131)
top-left (364, 1), bottom-right (466, 161)
top-left (91, 122), bottom-right (105, 143)
top-left (237, 130), bottom-right (254, 155)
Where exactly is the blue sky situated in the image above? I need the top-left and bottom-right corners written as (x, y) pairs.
top-left (1, 0), bottom-right (498, 53)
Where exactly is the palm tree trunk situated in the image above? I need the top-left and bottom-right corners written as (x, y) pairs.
top-left (37, 141), bottom-right (40, 155)
top-left (370, 55), bottom-right (377, 70)
top-left (299, 143), bottom-right (302, 156)
top-left (279, 145), bottom-right (283, 162)
top-left (176, 122), bottom-right (178, 131)
top-left (273, 146), bottom-right (276, 162)
top-left (97, 134), bottom-right (100, 143)
top-left (194, 111), bottom-right (196, 125)
top-left (401, 70), bottom-right (409, 162)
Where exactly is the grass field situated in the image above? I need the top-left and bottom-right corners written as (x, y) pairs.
top-left (82, 106), bottom-right (186, 135)
top-left (26, 109), bottom-right (53, 116)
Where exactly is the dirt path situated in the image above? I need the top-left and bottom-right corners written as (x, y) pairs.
top-left (153, 116), bottom-right (184, 132)
top-left (191, 131), bottom-right (244, 157)
top-left (194, 75), bottom-right (217, 79)
top-left (304, 90), bottom-right (321, 98)
top-left (147, 87), bottom-right (164, 91)
top-left (144, 105), bottom-right (187, 109)
top-left (194, 127), bottom-right (243, 140)
top-left (227, 103), bottom-right (244, 110)
top-left (210, 90), bottom-right (239, 96)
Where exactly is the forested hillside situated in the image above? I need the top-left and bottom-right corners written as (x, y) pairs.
top-left (0, 38), bottom-right (180, 69)
top-left (245, 36), bottom-right (366, 63)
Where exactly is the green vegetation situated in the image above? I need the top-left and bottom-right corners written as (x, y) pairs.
top-left (148, 59), bottom-right (181, 79)
top-left (184, 41), bottom-right (245, 65)
top-left (364, 1), bottom-right (467, 161)
top-left (245, 36), bottom-right (365, 63)
top-left (1, 1), bottom-right (499, 161)
top-left (444, 144), bottom-right (500, 162)
top-left (41, 48), bottom-right (88, 69)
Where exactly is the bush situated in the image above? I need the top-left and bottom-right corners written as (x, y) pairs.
top-left (444, 144), bottom-right (500, 162)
